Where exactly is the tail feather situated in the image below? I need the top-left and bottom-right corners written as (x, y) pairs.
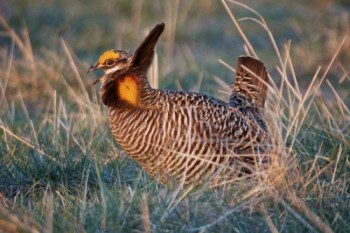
top-left (229, 56), bottom-right (268, 109)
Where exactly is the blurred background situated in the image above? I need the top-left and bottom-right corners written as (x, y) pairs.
top-left (0, 0), bottom-right (349, 103)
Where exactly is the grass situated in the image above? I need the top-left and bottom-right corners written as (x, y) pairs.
top-left (0, 0), bottom-right (350, 232)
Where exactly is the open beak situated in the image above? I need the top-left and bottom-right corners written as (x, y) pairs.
top-left (92, 77), bottom-right (102, 85)
top-left (87, 62), bottom-right (103, 73)
top-left (88, 62), bottom-right (104, 85)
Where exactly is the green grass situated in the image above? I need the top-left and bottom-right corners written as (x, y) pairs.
top-left (0, 0), bottom-right (350, 232)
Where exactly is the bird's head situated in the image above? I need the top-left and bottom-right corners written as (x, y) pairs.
top-left (88, 49), bottom-right (131, 83)
top-left (88, 23), bottom-right (165, 86)
top-left (88, 23), bottom-right (165, 106)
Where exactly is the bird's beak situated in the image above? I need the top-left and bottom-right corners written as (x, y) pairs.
top-left (87, 62), bottom-right (102, 73)
top-left (88, 62), bottom-right (104, 85)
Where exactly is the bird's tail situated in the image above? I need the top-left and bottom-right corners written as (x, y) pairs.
top-left (229, 56), bottom-right (269, 110)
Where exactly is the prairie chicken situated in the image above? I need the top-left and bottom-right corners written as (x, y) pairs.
top-left (88, 23), bottom-right (270, 186)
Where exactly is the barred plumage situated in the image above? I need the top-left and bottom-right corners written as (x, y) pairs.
top-left (89, 23), bottom-right (270, 186)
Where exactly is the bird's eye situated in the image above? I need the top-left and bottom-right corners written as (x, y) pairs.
top-left (106, 59), bottom-right (115, 66)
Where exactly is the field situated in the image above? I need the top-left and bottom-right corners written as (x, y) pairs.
top-left (0, 0), bottom-right (349, 232)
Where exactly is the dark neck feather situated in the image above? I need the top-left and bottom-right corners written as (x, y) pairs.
top-left (101, 78), bottom-right (119, 107)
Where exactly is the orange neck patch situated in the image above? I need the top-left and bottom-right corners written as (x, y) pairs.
top-left (117, 76), bottom-right (139, 106)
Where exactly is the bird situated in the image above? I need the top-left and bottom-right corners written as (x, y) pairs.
top-left (88, 23), bottom-right (270, 186)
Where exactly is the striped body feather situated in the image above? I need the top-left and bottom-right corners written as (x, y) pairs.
top-left (109, 85), bottom-right (267, 185)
